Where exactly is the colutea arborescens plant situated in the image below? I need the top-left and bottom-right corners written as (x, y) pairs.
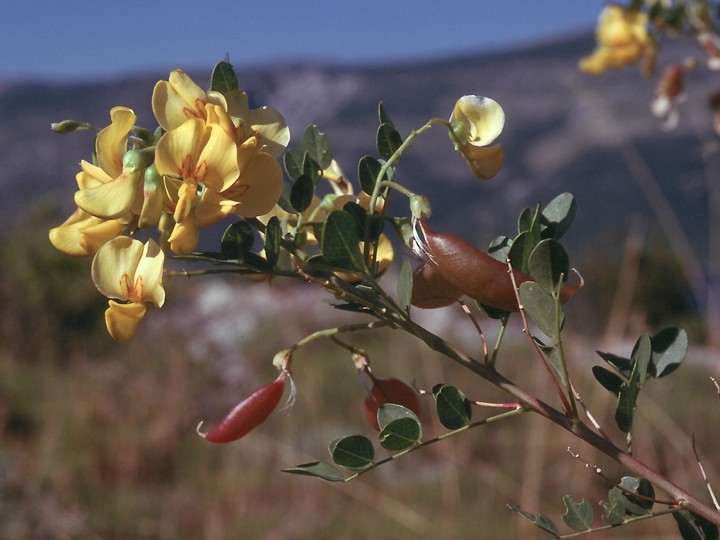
top-left (49, 60), bottom-right (720, 538)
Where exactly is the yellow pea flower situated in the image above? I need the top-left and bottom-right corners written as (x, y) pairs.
top-left (579, 4), bottom-right (654, 76)
top-left (49, 208), bottom-right (128, 257)
top-left (92, 237), bottom-right (165, 342)
top-left (50, 106), bottom-right (139, 255)
top-left (152, 69), bottom-right (226, 131)
top-left (449, 95), bottom-right (505, 180)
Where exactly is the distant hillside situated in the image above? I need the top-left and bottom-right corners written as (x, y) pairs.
top-left (2, 32), bottom-right (717, 266)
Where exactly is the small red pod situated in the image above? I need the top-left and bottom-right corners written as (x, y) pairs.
top-left (414, 221), bottom-right (579, 311)
top-left (364, 377), bottom-right (423, 431)
top-left (198, 371), bottom-right (287, 444)
top-left (410, 263), bottom-right (463, 309)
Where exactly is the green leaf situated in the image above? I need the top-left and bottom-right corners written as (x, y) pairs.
top-left (508, 231), bottom-right (537, 274)
top-left (596, 350), bottom-right (633, 378)
top-left (301, 124), bottom-right (332, 170)
top-left (519, 281), bottom-right (563, 338)
top-left (321, 211), bottom-right (366, 272)
top-left (649, 327), bottom-right (687, 378)
top-left (507, 502), bottom-right (559, 535)
top-left (378, 101), bottom-right (395, 128)
top-left (488, 235), bottom-right (512, 263)
top-left (284, 149), bottom-right (305, 181)
top-left (630, 334), bottom-right (651, 390)
top-left (330, 435), bottom-right (375, 469)
top-left (397, 260), bottom-right (413, 312)
top-left (302, 152), bottom-right (321, 186)
top-left (358, 155), bottom-right (383, 195)
top-left (341, 201), bottom-right (367, 238)
top-left (377, 122), bottom-right (403, 160)
top-left (592, 366), bottom-right (625, 396)
top-left (600, 498), bottom-right (626, 526)
top-left (535, 338), bottom-right (567, 385)
top-left (562, 496), bottom-right (594, 531)
top-left (673, 509), bottom-right (720, 540)
top-left (220, 220), bottom-right (255, 259)
top-left (264, 216), bottom-right (281, 267)
top-left (615, 384), bottom-right (636, 434)
top-left (210, 60), bottom-right (239, 94)
top-left (541, 192), bottom-right (576, 240)
top-left (289, 174), bottom-right (315, 213)
top-left (528, 239), bottom-right (570, 293)
top-left (378, 404), bottom-right (422, 450)
top-left (517, 206), bottom-right (539, 234)
top-left (613, 477), bottom-right (655, 516)
top-left (432, 384), bottom-right (472, 429)
top-left (282, 461), bottom-right (345, 482)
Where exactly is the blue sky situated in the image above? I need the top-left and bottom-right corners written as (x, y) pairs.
top-left (2, 1), bottom-right (604, 81)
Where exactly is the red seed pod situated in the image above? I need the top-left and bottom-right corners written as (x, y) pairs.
top-left (364, 376), bottom-right (423, 431)
top-left (198, 371), bottom-right (288, 444)
top-left (410, 263), bottom-right (463, 309)
top-left (414, 220), bottom-right (579, 311)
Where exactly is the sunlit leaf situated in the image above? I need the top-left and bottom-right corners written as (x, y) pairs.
top-left (377, 122), bottom-right (402, 160)
top-left (378, 404), bottom-right (422, 450)
top-left (562, 495), bottom-right (594, 531)
top-left (529, 239), bottom-right (570, 293)
top-left (329, 435), bottom-right (375, 469)
top-left (321, 211), bottom-right (366, 272)
top-left (488, 235), bottom-right (512, 263)
top-left (282, 461), bottom-right (345, 482)
top-left (302, 124), bottom-right (333, 170)
top-left (507, 502), bottom-right (559, 535)
top-left (649, 327), bottom-right (687, 378)
top-left (541, 192), bottom-right (576, 240)
top-left (600, 498), bottom-right (626, 526)
top-left (519, 281), bottom-right (563, 338)
top-left (210, 60), bottom-right (239, 94)
top-left (508, 231), bottom-right (537, 274)
top-left (432, 384), bottom-right (472, 429)
top-left (397, 260), bottom-right (413, 312)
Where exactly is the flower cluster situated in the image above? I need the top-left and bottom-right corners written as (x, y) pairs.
top-left (579, 4), bottom-right (655, 76)
top-left (49, 68), bottom-right (290, 341)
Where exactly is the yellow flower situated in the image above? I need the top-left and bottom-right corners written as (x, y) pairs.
top-left (50, 106), bottom-right (139, 256)
top-left (154, 116), bottom-right (241, 254)
top-left (92, 236), bottom-right (165, 342)
top-left (579, 4), bottom-right (654, 76)
top-left (49, 208), bottom-right (128, 257)
top-left (449, 95), bottom-right (505, 180)
top-left (152, 69), bottom-right (226, 131)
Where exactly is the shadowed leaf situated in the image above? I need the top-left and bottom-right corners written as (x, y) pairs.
top-left (302, 124), bottom-right (332, 170)
top-left (378, 404), bottom-right (422, 450)
top-left (377, 122), bottom-right (403, 160)
top-left (330, 435), bottom-right (375, 469)
top-left (507, 502), bottom-right (559, 536)
top-left (210, 61), bottom-right (239, 93)
top-left (321, 211), bottom-right (366, 272)
top-left (432, 384), bottom-right (472, 429)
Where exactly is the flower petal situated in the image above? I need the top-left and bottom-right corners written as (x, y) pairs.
top-left (135, 239), bottom-right (166, 307)
top-left (92, 236), bottom-right (144, 300)
top-left (74, 170), bottom-right (142, 219)
top-left (49, 208), bottom-right (125, 256)
top-left (152, 69), bottom-right (218, 131)
top-left (96, 106), bottom-right (136, 178)
top-left (223, 151), bottom-right (283, 217)
top-left (105, 300), bottom-right (147, 342)
top-left (249, 106), bottom-right (291, 158)
top-left (462, 144), bottom-right (505, 180)
top-left (451, 96), bottom-right (505, 146)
